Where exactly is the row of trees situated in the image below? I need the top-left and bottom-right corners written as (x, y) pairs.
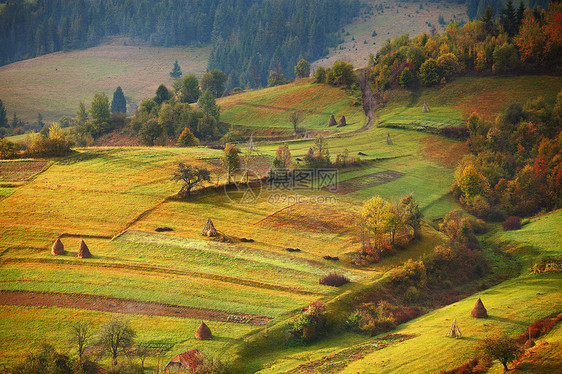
top-left (453, 91), bottom-right (562, 219)
top-left (0, 0), bottom-right (360, 86)
top-left (370, 1), bottom-right (562, 90)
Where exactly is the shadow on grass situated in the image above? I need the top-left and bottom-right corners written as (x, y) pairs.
top-left (487, 315), bottom-right (528, 327)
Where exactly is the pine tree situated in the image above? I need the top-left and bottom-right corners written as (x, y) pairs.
top-left (0, 100), bottom-right (8, 128)
top-left (111, 86), bottom-right (127, 114)
top-left (170, 60), bottom-right (182, 79)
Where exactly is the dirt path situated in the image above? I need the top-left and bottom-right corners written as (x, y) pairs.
top-left (0, 291), bottom-right (272, 325)
top-left (332, 68), bottom-right (378, 137)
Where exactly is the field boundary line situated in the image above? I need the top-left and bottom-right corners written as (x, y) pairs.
top-left (1, 257), bottom-right (322, 296)
top-left (111, 196), bottom-right (173, 240)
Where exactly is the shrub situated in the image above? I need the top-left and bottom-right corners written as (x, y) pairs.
top-left (290, 301), bottom-right (330, 344)
top-left (319, 272), bottom-right (350, 287)
top-left (466, 217), bottom-right (488, 234)
top-left (503, 216), bottom-right (521, 231)
top-left (0, 138), bottom-right (20, 159)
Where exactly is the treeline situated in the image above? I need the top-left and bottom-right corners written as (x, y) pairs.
top-left (0, 0), bottom-right (360, 85)
top-left (466, 0), bottom-right (549, 19)
top-left (368, 1), bottom-right (561, 91)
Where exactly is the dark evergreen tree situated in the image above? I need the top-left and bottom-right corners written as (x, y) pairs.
top-left (111, 86), bottom-right (127, 114)
top-left (170, 60), bottom-right (182, 79)
top-left (500, 0), bottom-right (517, 37)
top-left (154, 84), bottom-right (171, 105)
top-left (0, 100), bottom-right (7, 129)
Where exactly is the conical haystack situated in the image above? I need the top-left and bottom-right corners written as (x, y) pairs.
top-left (471, 298), bottom-right (488, 318)
top-left (337, 115), bottom-right (347, 127)
top-left (524, 339), bottom-right (535, 349)
top-left (303, 130), bottom-right (310, 139)
top-left (422, 101), bottom-right (430, 113)
top-left (51, 238), bottom-right (65, 255)
top-left (446, 318), bottom-right (463, 338)
top-left (201, 217), bottom-right (218, 237)
top-left (77, 240), bottom-right (92, 259)
top-left (195, 322), bottom-right (213, 340)
top-left (328, 114), bottom-right (337, 127)
top-left (386, 132), bottom-right (393, 145)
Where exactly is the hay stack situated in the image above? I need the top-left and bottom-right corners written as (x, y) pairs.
top-left (471, 298), bottom-right (488, 318)
top-left (337, 115), bottom-right (347, 127)
top-left (386, 132), bottom-right (393, 145)
top-left (195, 322), bottom-right (213, 340)
top-left (77, 240), bottom-right (92, 259)
top-left (201, 217), bottom-right (217, 237)
top-left (328, 114), bottom-right (337, 127)
top-left (524, 339), bottom-right (535, 349)
top-left (446, 318), bottom-right (463, 338)
top-left (303, 130), bottom-right (310, 139)
top-left (422, 101), bottom-right (430, 113)
top-left (51, 238), bottom-right (65, 255)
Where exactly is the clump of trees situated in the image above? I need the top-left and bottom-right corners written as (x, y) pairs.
top-left (453, 91), bottom-right (562, 219)
top-left (369, 2), bottom-right (562, 90)
top-left (313, 61), bottom-right (355, 88)
top-left (356, 194), bottom-right (422, 265)
top-left (289, 301), bottom-right (332, 345)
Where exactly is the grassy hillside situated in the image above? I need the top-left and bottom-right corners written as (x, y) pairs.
top-left (0, 38), bottom-right (210, 122)
top-left (219, 79), bottom-right (365, 132)
top-left (1, 73), bottom-right (560, 372)
top-left (376, 75), bottom-right (562, 129)
top-left (312, 0), bottom-right (467, 70)
top-left (248, 211), bottom-right (562, 373)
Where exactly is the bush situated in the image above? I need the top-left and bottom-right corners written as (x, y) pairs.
top-left (290, 301), bottom-right (330, 344)
top-left (503, 216), bottom-right (521, 231)
top-left (466, 217), bottom-right (488, 234)
top-left (319, 272), bottom-right (350, 287)
top-left (0, 138), bottom-right (21, 159)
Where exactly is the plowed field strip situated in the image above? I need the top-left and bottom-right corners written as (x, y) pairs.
top-left (0, 291), bottom-right (272, 325)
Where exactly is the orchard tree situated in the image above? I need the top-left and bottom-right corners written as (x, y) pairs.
top-left (69, 321), bottom-right (91, 362)
top-left (288, 110), bottom-right (303, 134)
top-left (222, 143), bottom-right (240, 184)
top-left (399, 194), bottom-right (422, 238)
top-left (111, 86), bottom-right (127, 114)
top-left (479, 335), bottom-right (521, 371)
top-left (295, 58), bottom-right (310, 79)
top-left (98, 318), bottom-right (136, 367)
top-left (171, 163), bottom-right (211, 197)
top-left (200, 69), bottom-right (227, 98)
top-left (170, 60), bottom-right (182, 79)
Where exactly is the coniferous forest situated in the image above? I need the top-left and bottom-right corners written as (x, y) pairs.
top-left (0, 0), bottom-right (362, 87)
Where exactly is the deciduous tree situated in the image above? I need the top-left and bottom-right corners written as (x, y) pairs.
top-left (171, 163), bottom-right (211, 197)
top-left (200, 69), bottom-right (227, 98)
top-left (222, 143), bottom-right (240, 184)
top-left (98, 318), bottom-right (136, 367)
top-left (295, 58), bottom-right (310, 79)
top-left (90, 92), bottom-right (110, 134)
top-left (198, 89), bottom-right (220, 121)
